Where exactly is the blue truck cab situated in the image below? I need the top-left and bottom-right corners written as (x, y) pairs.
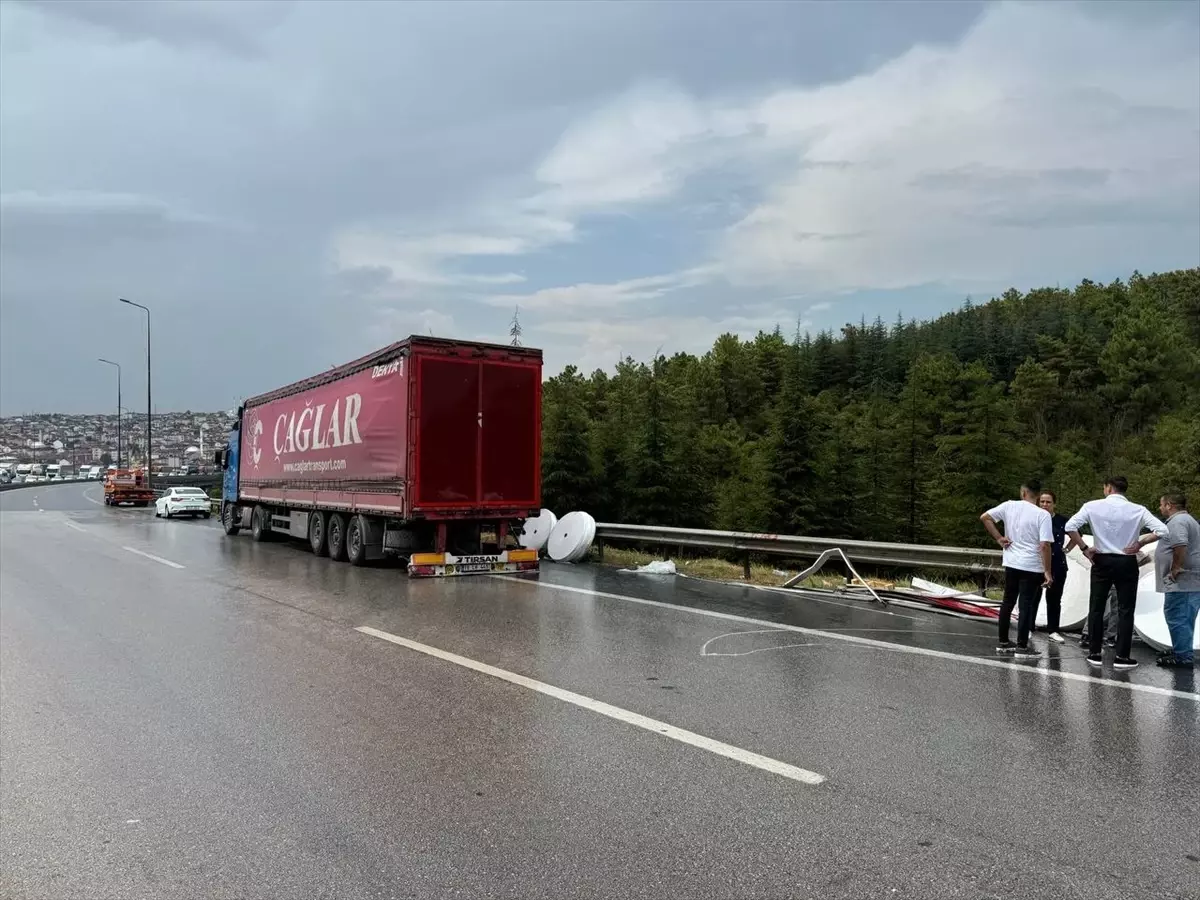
top-left (215, 412), bottom-right (242, 534)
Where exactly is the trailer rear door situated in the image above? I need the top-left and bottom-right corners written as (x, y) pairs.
top-left (413, 350), bottom-right (540, 512)
top-left (415, 356), bottom-right (479, 506)
top-left (480, 361), bottom-right (538, 505)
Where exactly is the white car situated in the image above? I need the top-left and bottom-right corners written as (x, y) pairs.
top-left (155, 486), bottom-right (212, 519)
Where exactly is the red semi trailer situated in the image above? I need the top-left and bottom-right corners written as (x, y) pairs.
top-left (215, 337), bottom-right (542, 575)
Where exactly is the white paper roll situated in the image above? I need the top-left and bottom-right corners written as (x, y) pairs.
top-left (548, 511), bottom-right (595, 563)
top-left (518, 509), bottom-right (558, 552)
top-left (1035, 540), bottom-right (1092, 630)
top-left (1134, 571), bottom-right (1200, 652)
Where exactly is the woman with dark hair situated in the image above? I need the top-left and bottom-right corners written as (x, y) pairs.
top-left (1038, 491), bottom-right (1069, 643)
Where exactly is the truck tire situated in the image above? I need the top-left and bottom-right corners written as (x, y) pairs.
top-left (327, 513), bottom-right (348, 561)
top-left (221, 502), bottom-right (240, 536)
top-left (346, 515), bottom-right (369, 566)
top-left (308, 510), bottom-right (328, 557)
top-left (251, 505), bottom-right (270, 542)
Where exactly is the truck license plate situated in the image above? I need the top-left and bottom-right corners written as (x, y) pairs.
top-left (456, 563), bottom-right (495, 573)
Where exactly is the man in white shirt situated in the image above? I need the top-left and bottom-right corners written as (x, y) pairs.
top-left (1065, 476), bottom-right (1169, 671)
top-left (981, 480), bottom-right (1054, 659)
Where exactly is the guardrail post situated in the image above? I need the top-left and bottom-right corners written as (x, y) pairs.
top-left (742, 552), bottom-right (751, 580)
top-left (596, 538), bottom-right (605, 563)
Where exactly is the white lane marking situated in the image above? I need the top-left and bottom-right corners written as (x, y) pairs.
top-left (63, 521), bottom-right (86, 533)
top-left (83, 488), bottom-right (103, 505)
top-left (355, 625), bottom-right (826, 786)
top-left (122, 546), bottom-right (185, 569)
top-left (699, 627), bottom-right (989, 658)
top-left (495, 578), bottom-right (1199, 703)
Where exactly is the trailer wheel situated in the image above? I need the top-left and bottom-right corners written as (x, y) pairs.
top-left (346, 515), bottom-right (369, 566)
top-left (221, 502), bottom-right (240, 536)
top-left (251, 505), bottom-right (271, 542)
top-left (308, 510), bottom-right (328, 557)
top-left (327, 513), bottom-right (348, 561)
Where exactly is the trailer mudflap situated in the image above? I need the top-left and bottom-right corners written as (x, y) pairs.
top-left (408, 549), bottom-right (539, 577)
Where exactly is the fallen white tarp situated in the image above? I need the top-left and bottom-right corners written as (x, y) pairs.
top-left (911, 576), bottom-right (989, 602)
top-left (618, 560), bottom-right (677, 575)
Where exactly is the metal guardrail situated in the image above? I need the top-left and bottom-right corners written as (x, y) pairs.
top-left (592, 522), bottom-right (1004, 576)
top-left (1, 474), bottom-right (221, 494)
top-left (0, 477), bottom-right (95, 492)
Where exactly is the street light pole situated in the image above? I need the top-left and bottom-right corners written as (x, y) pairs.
top-left (97, 358), bottom-right (122, 468)
top-left (119, 298), bottom-right (151, 490)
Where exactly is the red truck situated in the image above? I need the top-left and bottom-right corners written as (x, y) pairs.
top-left (215, 337), bottom-right (542, 576)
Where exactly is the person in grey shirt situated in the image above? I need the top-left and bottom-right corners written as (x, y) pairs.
top-left (1131, 493), bottom-right (1200, 667)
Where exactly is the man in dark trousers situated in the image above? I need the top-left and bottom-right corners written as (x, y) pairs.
top-left (1065, 476), bottom-right (1168, 671)
top-left (981, 480), bottom-right (1054, 659)
top-left (1037, 490), bottom-right (1069, 643)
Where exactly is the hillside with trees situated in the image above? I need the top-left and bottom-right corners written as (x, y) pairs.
top-left (540, 269), bottom-right (1200, 548)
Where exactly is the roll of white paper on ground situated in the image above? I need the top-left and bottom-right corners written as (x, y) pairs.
top-left (1134, 570), bottom-right (1200, 652)
top-left (567, 513), bottom-right (596, 563)
top-left (518, 509), bottom-right (558, 552)
top-left (547, 511), bottom-right (595, 563)
top-left (1035, 538), bottom-right (1092, 630)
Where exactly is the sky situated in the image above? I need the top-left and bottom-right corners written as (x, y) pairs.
top-left (1, 0), bottom-right (1197, 415)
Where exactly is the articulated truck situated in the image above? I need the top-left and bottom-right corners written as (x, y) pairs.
top-left (216, 337), bottom-right (542, 576)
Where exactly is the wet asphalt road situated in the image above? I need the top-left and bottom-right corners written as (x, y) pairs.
top-left (2, 482), bottom-right (1197, 900)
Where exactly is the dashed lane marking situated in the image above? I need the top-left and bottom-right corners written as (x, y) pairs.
top-left (355, 625), bottom-right (826, 786)
top-left (122, 546), bottom-right (185, 569)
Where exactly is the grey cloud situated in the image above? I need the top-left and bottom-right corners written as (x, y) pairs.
top-left (14, 0), bottom-right (292, 57)
top-left (912, 166), bottom-right (1112, 192)
top-left (0, 192), bottom-right (230, 256)
top-left (966, 194), bottom-right (1200, 230)
top-left (0, 0), bottom-right (1193, 415)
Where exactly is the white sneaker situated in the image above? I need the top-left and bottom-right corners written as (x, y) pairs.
top-left (1047, 632), bottom-right (1066, 644)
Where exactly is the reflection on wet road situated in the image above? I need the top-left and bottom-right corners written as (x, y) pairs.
top-left (2, 482), bottom-right (1197, 900)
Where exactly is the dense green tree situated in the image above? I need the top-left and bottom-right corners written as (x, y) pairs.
top-left (541, 366), bottom-right (595, 514)
top-left (1010, 358), bottom-right (1058, 447)
top-left (1100, 294), bottom-right (1197, 434)
top-left (932, 362), bottom-right (1025, 546)
top-left (537, 268), bottom-right (1199, 548)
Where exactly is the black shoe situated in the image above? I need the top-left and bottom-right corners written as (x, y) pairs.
top-left (1104, 638), bottom-right (1117, 649)
top-left (1013, 646), bottom-right (1040, 659)
top-left (1113, 657), bottom-right (1138, 671)
top-left (1086, 653), bottom-right (1103, 667)
top-left (996, 641), bottom-right (1016, 654)
top-left (1156, 655), bottom-right (1193, 668)
top-left (1079, 633), bottom-right (1090, 647)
